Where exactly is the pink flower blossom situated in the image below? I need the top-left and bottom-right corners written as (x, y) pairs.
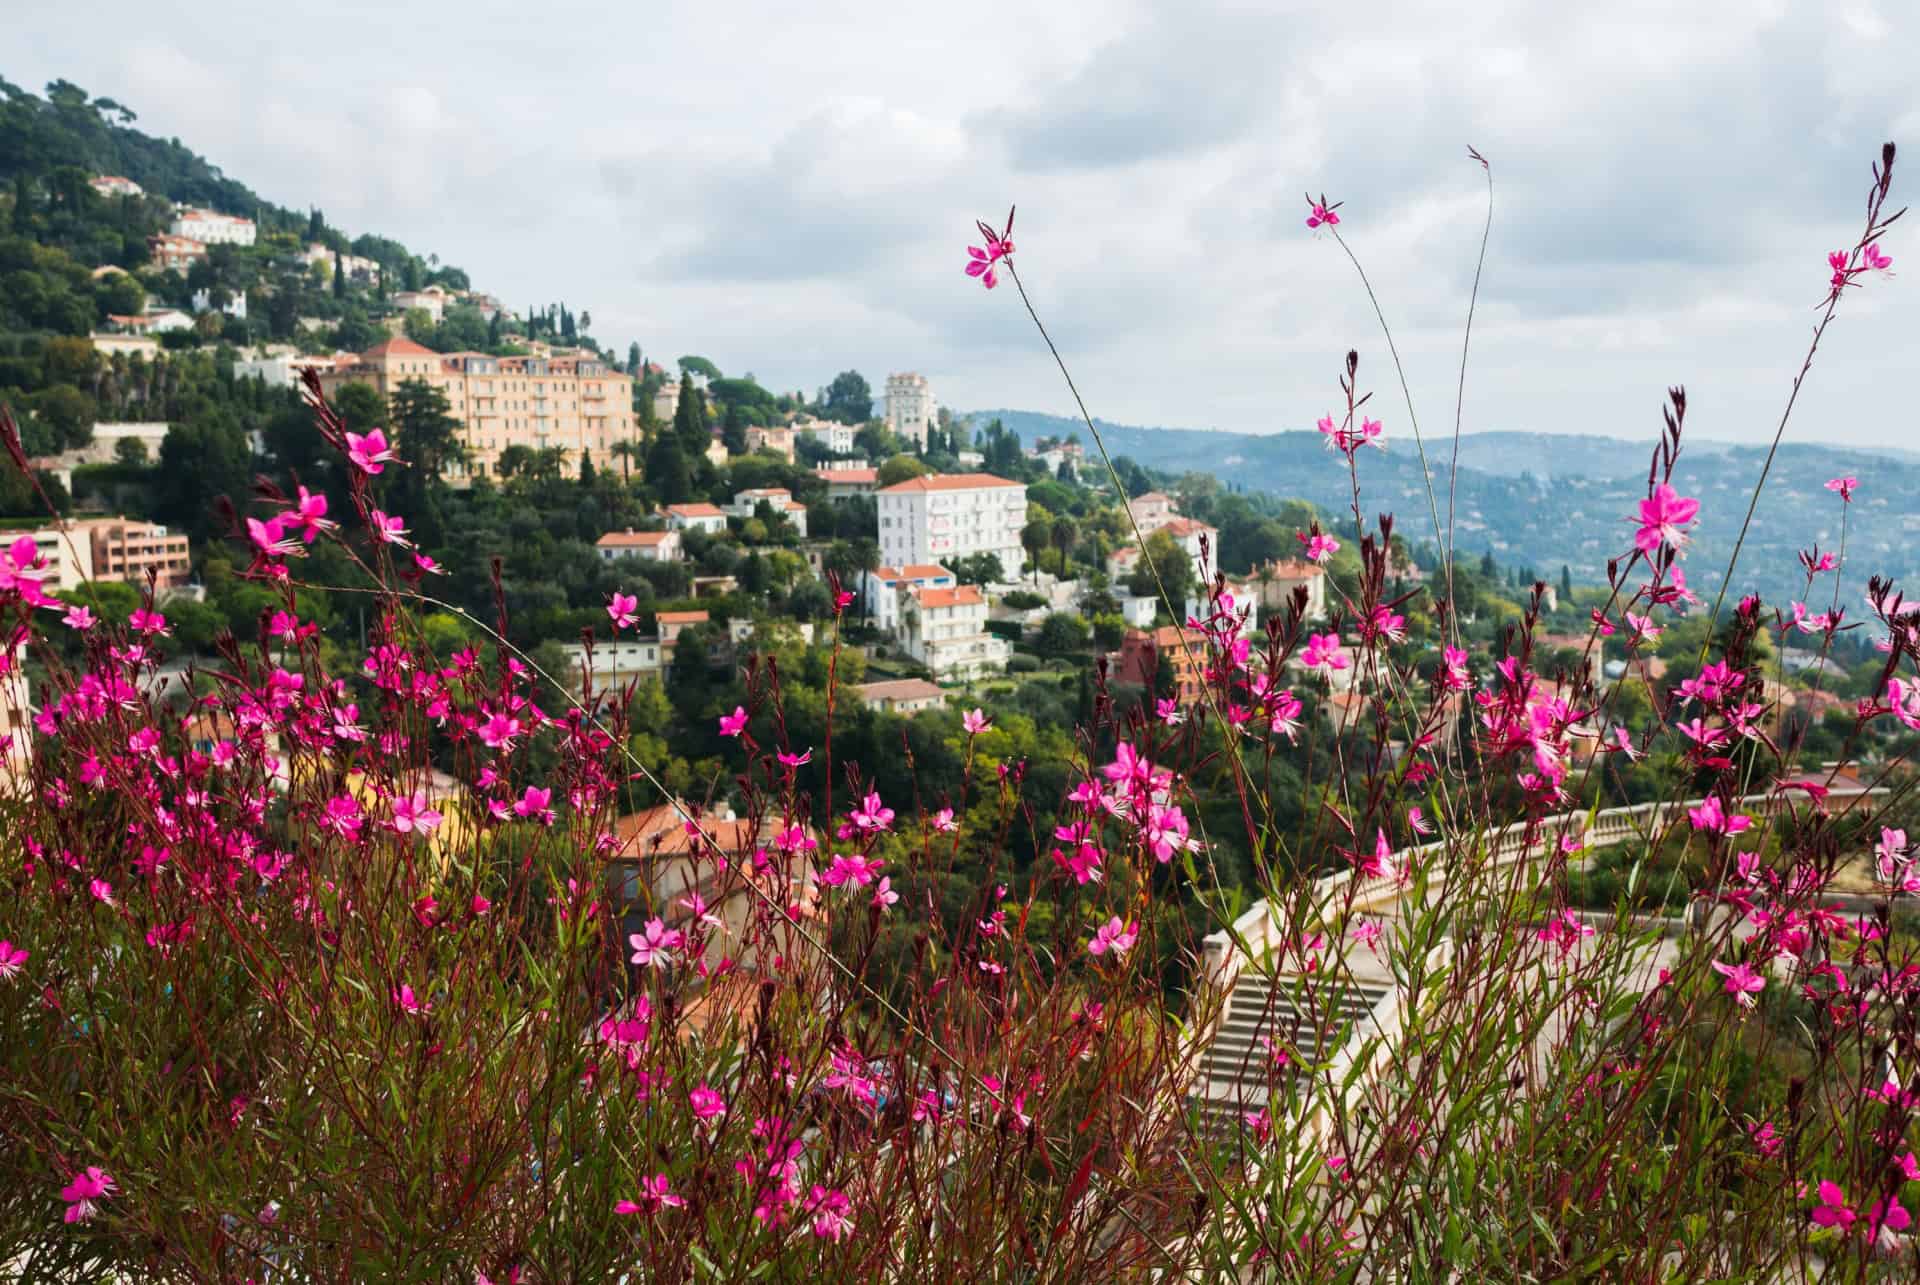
top-left (393, 984), bottom-right (431, 1015)
top-left (1351, 920), bottom-right (1382, 951)
top-left (59, 1166), bottom-right (115, 1224)
top-left (628, 918), bottom-right (684, 968)
top-left (718, 705), bottom-right (749, 738)
top-left (1305, 199), bottom-right (1341, 229)
top-left (1687, 796), bottom-right (1751, 837)
top-left (964, 217), bottom-right (1014, 290)
top-left (1711, 959), bottom-right (1766, 1008)
top-left (0, 939), bottom-right (26, 980)
top-left (1864, 242), bottom-right (1893, 272)
top-left (606, 592), bottom-right (639, 630)
top-left (128, 607), bottom-right (169, 636)
top-left (368, 509), bottom-right (412, 547)
top-left (690, 1083), bottom-right (726, 1124)
top-left (776, 747), bottom-right (812, 768)
top-left (615, 1173), bottom-right (685, 1215)
top-left (62, 604), bottom-right (94, 631)
top-left (1154, 696), bottom-right (1184, 726)
top-left (1825, 476), bottom-right (1858, 502)
top-left (1634, 483), bottom-right (1700, 555)
top-left (391, 792), bottom-right (443, 835)
top-left (846, 791), bottom-right (895, 834)
top-left (1811, 1180), bottom-right (1855, 1230)
top-left (1301, 632), bottom-right (1348, 671)
top-left (870, 876), bottom-right (899, 911)
top-left (513, 786), bottom-right (554, 824)
top-left (345, 428), bottom-right (397, 474)
top-left (1299, 530), bottom-right (1340, 563)
top-left (961, 707), bottom-right (991, 735)
top-left (806, 1186), bottom-right (854, 1241)
top-left (1088, 916), bottom-right (1138, 957)
top-left (929, 807), bottom-right (957, 833)
top-left (290, 485), bottom-right (336, 541)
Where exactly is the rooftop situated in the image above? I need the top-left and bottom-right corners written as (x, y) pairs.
top-left (855, 678), bottom-right (947, 702)
top-left (665, 503), bottom-right (726, 518)
top-left (912, 585), bottom-right (985, 609)
top-left (596, 529), bottom-right (676, 547)
top-left (878, 472), bottom-right (1021, 494)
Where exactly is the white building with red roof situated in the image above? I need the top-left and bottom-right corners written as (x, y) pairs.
top-left (595, 528), bottom-right (682, 563)
top-left (862, 564), bottom-right (957, 632)
top-left (876, 472), bottom-right (1026, 575)
top-left (900, 582), bottom-right (1007, 679)
top-left (725, 488), bottom-right (808, 538)
top-left (169, 206), bottom-right (256, 247)
top-left (663, 503), bottom-right (728, 535)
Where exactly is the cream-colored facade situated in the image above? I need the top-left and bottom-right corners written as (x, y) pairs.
top-left (319, 337), bottom-right (637, 482)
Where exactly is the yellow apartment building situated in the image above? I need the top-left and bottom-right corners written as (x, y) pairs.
top-left (319, 337), bottom-right (638, 482)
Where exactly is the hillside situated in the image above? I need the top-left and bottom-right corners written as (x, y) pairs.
top-left (966, 408), bottom-right (1920, 608)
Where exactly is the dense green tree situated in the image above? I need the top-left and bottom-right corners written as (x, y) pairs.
top-left (671, 376), bottom-right (710, 455)
top-left (820, 370), bottom-right (871, 424)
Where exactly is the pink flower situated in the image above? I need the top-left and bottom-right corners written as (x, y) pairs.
top-left (1711, 959), bottom-right (1766, 1008)
top-left (1825, 476), bottom-right (1858, 502)
top-left (1867, 1196), bottom-right (1911, 1238)
top-left (62, 604), bottom-right (94, 631)
top-left (413, 552), bottom-right (442, 575)
top-left (1088, 916), bottom-right (1138, 957)
top-left (477, 711), bottom-right (522, 750)
top-left (391, 792), bottom-right (443, 835)
top-left (1154, 696), bottom-right (1184, 726)
top-left (1633, 483), bottom-right (1700, 555)
top-left (59, 1166), bottom-right (115, 1224)
top-left (1305, 199), bottom-right (1341, 229)
top-left (628, 918), bottom-right (684, 968)
top-left (513, 786), bottom-right (554, 824)
top-left (690, 1083), bottom-right (727, 1124)
top-left (807, 1186), bottom-right (854, 1241)
top-left (1406, 806), bottom-right (1432, 835)
top-left (1351, 920), bottom-right (1382, 951)
top-left (777, 747), bottom-right (812, 768)
top-left (615, 1173), bottom-right (685, 1215)
top-left (962, 707), bottom-right (990, 735)
top-left (847, 790), bottom-right (895, 834)
top-left (1687, 796), bottom-right (1751, 837)
top-left (1301, 632), bottom-right (1348, 671)
top-left (1749, 1120), bottom-right (1782, 1157)
top-left (718, 705), bottom-right (749, 738)
top-left (964, 214), bottom-right (1014, 290)
top-left (393, 984), bottom-right (431, 1015)
top-left (870, 876), bottom-right (899, 911)
top-left (607, 592), bottom-right (639, 630)
top-left (1299, 531), bottom-right (1340, 563)
top-left (368, 509), bottom-right (412, 547)
top-left (1811, 1180), bottom-right (1855, 1230)
top-left (0, 939), bottom-right (27, 980)
top-left (290, 485), bottom-right (336, 541)
top-left (345, 428), bottom-right (397, 474)
top-left (128, 607), bottom-right (169, 636)
top-left (1864, 242), bottom-right (1893, 273)
top-left (247, 514), bottom-right (302, 561)
top-left (930, 807), bottom-right (957, 834)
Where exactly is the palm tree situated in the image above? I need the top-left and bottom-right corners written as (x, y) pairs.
top-left (611, 438), bottom-right (639, 485)
top-left (1021, 519), bottom-right (1051, 587)
top-left (1051, 515), bottom-right (1077, 580)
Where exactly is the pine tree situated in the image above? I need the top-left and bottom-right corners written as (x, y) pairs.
top-left (673, 376), bottom-right (710, 455)
top-left (645, 435), bottom-right (693, 504)
top-left (627, 342), bottom-right (641, 374)
top-left (331, 251), bottom-right (344, 299)
top-left (1560, 565), bottom-right (1573, 600)
top-left (721, 400), bottom-right (749, 455)
top-left (579, 450), bottom-right (596, 485)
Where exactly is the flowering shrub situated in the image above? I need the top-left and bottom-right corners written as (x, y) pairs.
top-left (2, 142), bottom-right (1917, 1280)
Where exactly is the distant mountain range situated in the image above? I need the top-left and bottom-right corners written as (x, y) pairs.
top-left (963, 409), bottom-right (1920, 608)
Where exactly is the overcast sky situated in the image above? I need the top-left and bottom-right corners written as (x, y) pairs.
top-left (15, 1), bottom-right (1920, 447)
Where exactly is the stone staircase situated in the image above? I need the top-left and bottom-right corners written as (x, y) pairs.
top-left (1189, 971), bottom-right (1391, 1137)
